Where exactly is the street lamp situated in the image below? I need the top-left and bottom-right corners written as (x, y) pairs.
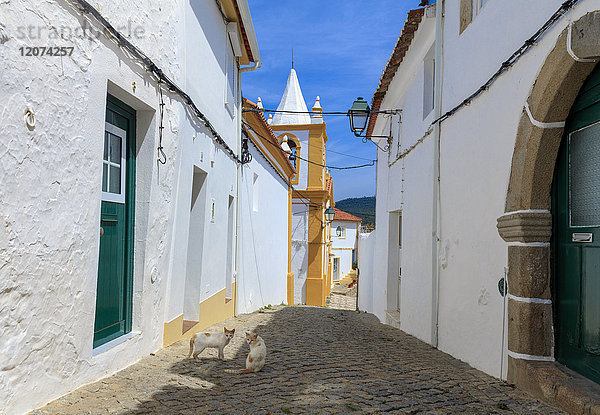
top-left (324, 207), bottom-right (336, 223)
top-left (348, 97), bottom-right (370, 137)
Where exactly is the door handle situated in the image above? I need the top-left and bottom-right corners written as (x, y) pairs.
top-left (572, 233), bottom-right (593, 243)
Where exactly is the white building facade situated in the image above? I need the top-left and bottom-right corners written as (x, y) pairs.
top-left (331, 209), bottom-right (361, 282)
top-left (0, 1), bottom-right (263, 413)
top-left (238, 98), bottom-right (295, 314)
top-left (359, 0), bottom-right (600, 410)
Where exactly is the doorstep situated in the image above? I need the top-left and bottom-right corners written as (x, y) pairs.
top-left (509, 357), bottom-right (600, 415)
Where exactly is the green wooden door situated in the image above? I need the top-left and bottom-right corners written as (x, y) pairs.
top-left (553, 64), bottom-right (600, 383)
top-left (94, 95), bottom-right (135, 348)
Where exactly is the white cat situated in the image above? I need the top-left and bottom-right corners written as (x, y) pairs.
top-left (188, 327), bottom-right (235, 360)
top-left (225, 332), bottom-right (266, 374)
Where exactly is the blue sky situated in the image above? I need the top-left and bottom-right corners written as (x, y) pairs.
top-left (243, 0), bottom-right (414, 201)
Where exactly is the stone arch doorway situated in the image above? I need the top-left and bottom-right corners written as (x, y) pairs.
top-left (497, 11), bottom-right (600, 402)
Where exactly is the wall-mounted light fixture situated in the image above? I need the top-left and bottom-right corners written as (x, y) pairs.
top-left (348, 97), bottom-right (370, 137)
top-left (347, 97), bottom-right (402, 151)
top-left (324, 207), bottom-right (336, 224)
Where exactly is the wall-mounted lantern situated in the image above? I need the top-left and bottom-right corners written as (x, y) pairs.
top-left (324, 207), bottom-right (336, 223)
top-left (347, 97), bottom-right (370, 137)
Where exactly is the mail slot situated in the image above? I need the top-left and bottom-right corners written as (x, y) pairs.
top-left (572, 233), bottom-right (593, 243)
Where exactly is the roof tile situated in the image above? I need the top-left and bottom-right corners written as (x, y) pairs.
top-left (334, 208), bottom-right (362, 222)
top-left (366, 7), bottom-right (425, 138)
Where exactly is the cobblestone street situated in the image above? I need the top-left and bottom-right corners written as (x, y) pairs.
top-left (33, 306), bottom-right (562, 414)
top-left (327, 282), bottom-right (357, 311)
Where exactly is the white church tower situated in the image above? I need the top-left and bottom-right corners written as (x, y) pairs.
top-left (269, 68), bottom-right (334, 306)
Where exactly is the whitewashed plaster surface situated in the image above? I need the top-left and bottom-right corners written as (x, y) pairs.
top-left (365, 0), bottom-right (600, 379)
top-left (291, 204), bottom-right (308, 305)
top-left (0, 0), bottom-right (244, 413)
top-left (357, 231), bottom-right (376, 313)
top-left (236, 144), bottom-right (289, 314)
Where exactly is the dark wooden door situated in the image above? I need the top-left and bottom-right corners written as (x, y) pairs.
top-left (94, 95), bottom-right (135, 348)
top-left (553, 64), bottom-right (600, 383)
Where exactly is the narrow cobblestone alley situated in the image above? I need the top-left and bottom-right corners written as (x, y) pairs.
top-left (327, 282), bottom-right (357, 311)
top-left (32, 306), bottom-right (563, 415)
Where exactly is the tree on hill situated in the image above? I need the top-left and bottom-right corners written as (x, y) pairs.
top-left (334, 196), bottom-right (375, 228)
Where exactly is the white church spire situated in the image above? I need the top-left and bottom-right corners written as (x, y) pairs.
top-left (272, 68), bottom-right (311, 125)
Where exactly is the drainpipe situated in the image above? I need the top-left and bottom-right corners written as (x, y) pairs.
top-left (238, 0), bottom-right (262, 74)
top-left (431, 0), bottom-right (444, 348)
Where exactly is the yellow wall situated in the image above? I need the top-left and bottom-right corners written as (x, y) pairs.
top-left (306, 200), bottom-right (325, 306)
top-left (163, 282), bottom-right (237, 347)
top-left (307, 129), bottom-right (325, 190)
top-left (287, 186), bottom-right (294, 305)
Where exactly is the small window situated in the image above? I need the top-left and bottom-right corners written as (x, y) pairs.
top-left (460, 0), bottom-right (488, 33)
top-left (210, 198), bottom-right (216, 223)
top-left (473, 0), bottom-right (488, 15)
top-left (423, 44), bottom-right (436, 118)
top-left (102, 123), bottom-right (126, 204)
top-left (337, 226), bottom-right (346, 238)
top-left (288, 140), bottom-right (297, 170)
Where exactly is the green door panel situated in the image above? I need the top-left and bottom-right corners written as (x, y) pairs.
top-left (555, 245), bottom-right (580, 349)
top-left (93, 95), bottom-right (135, 349)
top-left (553, 62), bottom-right (600, 384)
top-left (583, 248), bottom-right (600, 355)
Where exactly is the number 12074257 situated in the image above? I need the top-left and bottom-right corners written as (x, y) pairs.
top-left (19, 46), bottom-right (74, 57)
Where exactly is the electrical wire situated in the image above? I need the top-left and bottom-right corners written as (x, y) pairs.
top-left (388, 0), bottom-right (581, 161)
top-left (243, 121), bottom-right (376, 170)
top-left (68, 0), bottom-right (242, 164)
top-left (243, 108), bottom-right (401, 116)
top-left (325, 148), bottom-right (374, 161)
top-left (157, 83), bottom-right (167, 164)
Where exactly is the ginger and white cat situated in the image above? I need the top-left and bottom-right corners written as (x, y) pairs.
top-left (225, 332), bottom-right (266, 374)
top-left (188, 327), bottom-right (235, 360)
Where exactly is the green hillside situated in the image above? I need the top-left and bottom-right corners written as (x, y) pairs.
top-left (335, 196), bottom-right (375, 227)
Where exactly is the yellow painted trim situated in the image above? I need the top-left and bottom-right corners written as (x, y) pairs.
top-left (270, 123), bottom-right (326, 133)
top-left (331, 247), bottom-right (354, 251)
top-left (242, 122), bottom-right (294, 179)
top-left (248, 131), bottom-right (293, 181)
top-left (287, 186), bottom-right (294, 305)
top-left (241, 102), bottom-right (295, 179)
top-left (307, 128), bottom-right (324, 190)
top-left (163, 314), bottom-right (184, 348)
top-left (163, 282), bottom-right (237, 347)
top-left (306, 278), bottom-right (324, 306)
top-left (306, 197), bottom-right (326, 306)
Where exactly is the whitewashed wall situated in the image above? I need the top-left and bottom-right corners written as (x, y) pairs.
top-left (369, 0), bottom-right (600, 379)
top-left (0, 0), bottom-right (243, 413)
top-left (357, 231), bottom-right (376, 312)
top-left (164, 0), bottom-right (241, 327)
top-left (236, 144), bottom-right (289, 314)
top-left (291, 204), bottom-right (309, 304)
